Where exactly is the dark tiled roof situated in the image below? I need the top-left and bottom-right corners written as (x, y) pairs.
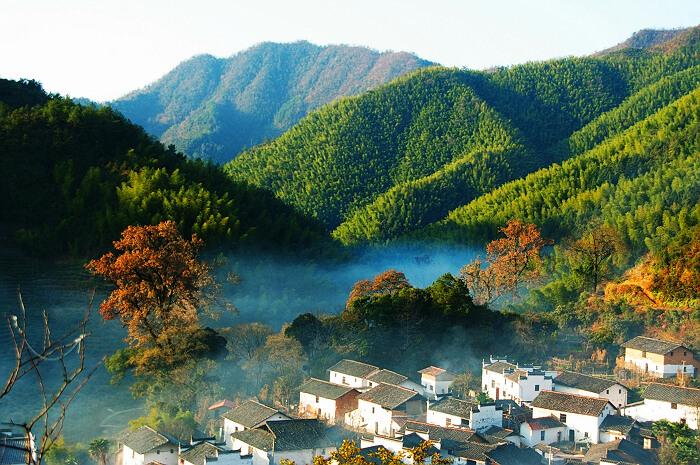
top-left (504, 369), bottom-right (528, 382)
top-left (120, 426), bottom-right (179, 455)
top-left (584, 439), bottom-right (657, 465)
top-left (494, 399), bottom-right (531, 420)
top-left (530, 391), bottom-right (612, 416)
top-left (328, 359), bottom-right (378, 378)
top-left (231, 428), bottom-right (274, 452)
top-left (222, 400), bottom-right (283, 428)
top-left (643, 383), bottom-right (700, 406)
top-left (485, 443), bottom-right (542, 465)
top-left (0, 434), bottom-right (31, 465)
top-left (300, 378), bottom-right (357, 400)
top-left (358, 383), bottom-right (423, 410)
top-left (264, 419), bottom-right (338, 451)
top-left (483, 361), bottom-right (517, 374)
top-left (621, 336), bottom-right (684, 354)
top-left (418, 366), bottom-right (455, 378)
top-left (179, 442), bottom-right (223, 464)
top-left (599, 415), bottom-right (638, 435)
top-left (402, 421), bottom-right (484, 445)
top-left (429, 397), bottom-right (477, 419)
top-left (480, 425), bottom-right (517, 439)
top-left (524, 415), bottom-right (565, 430)
top-left (554, 371), bottom-right (621, 394)
top-left (367, 369), bottom-right (408, 385)
top-left (448, 441), bottom-right (496, 461)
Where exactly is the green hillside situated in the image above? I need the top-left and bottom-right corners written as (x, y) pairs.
top-left (0, 79), bottom-right (337, 259)
top-left (111, 41), bottom-right (434, 163)
top-left (225, 28), bottom-right (700, 246)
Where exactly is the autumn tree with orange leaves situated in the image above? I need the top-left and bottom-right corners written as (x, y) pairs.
top-left (347, 269), bottom-right (411, 307)
top-left (461, 220), bottom-right (551, 305)
top-left (86, 221), bottom-right (233, 381)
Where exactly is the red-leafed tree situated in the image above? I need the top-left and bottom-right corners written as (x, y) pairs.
top-left (86, 221), bottom-right (232, 378)
top-left (347, 269), bottom-right (411, 306)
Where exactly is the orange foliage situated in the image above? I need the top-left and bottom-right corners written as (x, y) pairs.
top-left (347, 269), bottom-right (411, 306)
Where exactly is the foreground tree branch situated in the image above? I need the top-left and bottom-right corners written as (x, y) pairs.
top-left (1, 289), bottom-right (106, 465)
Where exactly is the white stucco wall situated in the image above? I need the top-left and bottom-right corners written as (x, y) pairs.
top-left (553, 384), bottom-right (627, 409)
top-left (330, 370), bottom-right (369, 388)
top-left (471, 405), bottom-right (503, 431)
top-left (358, 399), bottom-right (395, 436)
top-left (519, 424), bottom-right (566, 447)
top-left (426, 410), bottom-right (463, 428)
top-left (299, 392), bottom-right (338, 422)
top-left (532, 403), bottom-right (615, 444)
top-left (122, 445), bottom-right (178, 465)
top-left (623, 399), bottom-right (700, 429)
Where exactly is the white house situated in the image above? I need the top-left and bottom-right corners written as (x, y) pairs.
top-left (221, 400), bottom-right (290, 449)
top-left (354, 383), bottom-right (426, 436)
top-left (180, 440), bottom-right (249, 465)
top-left (553, 371), bottom-right (628, 409)
top-left (621, 336), bottom-right (699, 378)
top-left (445, 441), bottom-right (541, 465)
top-left (481, 358), bottom-right (554, 403)
top-left (519, 416), bottom-right (566, 447)
top-left (298, 378), bottom-right (359, 424)
top-left (366, 369), bottom-right (424, 393)
top-left (530, 391), bottom-right (616, 444)
top-left (621, 382), bottom-right (700, 429)
top-left (230, 419), bottom-right (337, 465)
top-left (328, 359), bottom-right (379, 389)
top-left (418, 366), bottom-right (456, 399)
top-left (426, 397), bottom-right (502, 431)
top-left (120, 425), bottom-right (180, 465)
top-left (598, 415), bottom-right (640, 443)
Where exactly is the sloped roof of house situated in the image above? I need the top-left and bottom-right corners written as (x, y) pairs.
top-left (643, 382), bottom-right (700, 406)
top-left (366, 369), bottom-right (408, 385)
top-left (428, 397), bottom-right (477, 419)
top-left (553, 371), bottom-right (622, 394)
top-left (358, 383), bottom-right (423, 410)
top-left (120, 426), bottom-right (179, 455)
top-left (484, 443), bottom-right (542, 465)
top-left (300, 378), bottom-right (357, 400)
top-left (621, 336), bottom-right (685, 354)
top-left (179, 441), bottom-right (223, 465)
top-left (599, 415), bottom-right (638, 435)
top-left (418, 366), bottom-right (457, 378)
top-left (523, 415), bottom-right (565, 431)
top-left (530, 391), bottom-right (612, 416)
top-left (401, 421), bottom-right (485, 445)
top-left (447, 441), bottom-right (497, 461)
top-left (583, 438), bottom-right (657, 465)
top-left (264, 419), bottom-right (337, 451)
top-left (232, 419), bottom-right (337, 453)
top-left (480, 425), bottom-right (518, 440)
top-left (222, 400), bottom-right (285, 428)
top-left (0, 434), bottom-right (31, 465)
top-left (483, 361), bottom-right (517, 374)
top-left (328, 359), bottom-right (378, 378)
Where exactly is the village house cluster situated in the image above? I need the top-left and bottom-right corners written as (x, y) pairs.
top-left (91, 335), bottom-right (700, 465)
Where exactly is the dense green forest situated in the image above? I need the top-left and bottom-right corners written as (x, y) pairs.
top-left (225, 27), bottom-right (700, 250)
top-left (112, 41), bottom-right (434, 163)
top-left (0, 78), bottom-right (338, 258)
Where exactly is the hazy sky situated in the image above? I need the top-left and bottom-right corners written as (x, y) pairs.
top-left (2, 0), bottom-right (699, 102)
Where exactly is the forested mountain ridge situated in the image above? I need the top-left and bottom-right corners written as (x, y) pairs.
top-left (224, 26), bottom-right (700, 246)
top-left (111, 41), bottom-right (434, 163)
top-left (0, 78), bottom-right (338, 259)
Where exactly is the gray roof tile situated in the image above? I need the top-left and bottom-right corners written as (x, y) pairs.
top-left (483, 361), bottom-right (517, 374)
top-left (328, 359), bottom-right (378, 378)
top-left (300, 378), bottom-right (357, 400)
top-left (367, 369), bottom-right (408, 385)
top-left (621, 336), bottom-right (685, 354)
top-left (554, 371), bottom-right (622, 394)
top-left (643, 383), bottom-right (700, 406)
top-left (120, 426), bottom-right (179, 455)
top-left (530, 391), bottom-right (612, 416)
top-left (222, 400), bottom-right (284, 428)
top-left (358, 383), bottom-right (423, 410)
top-left (428, 397), bottom-right (478, 419)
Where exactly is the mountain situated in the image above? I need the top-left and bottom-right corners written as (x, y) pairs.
top-left (111, 41), bottom-right (434, 164)
top-left (0, 79), bottom-right (338, 259)
top-left (224, 27), bottom-right (700, 254)
top-left (593, 27), bottom-right (689, 56)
